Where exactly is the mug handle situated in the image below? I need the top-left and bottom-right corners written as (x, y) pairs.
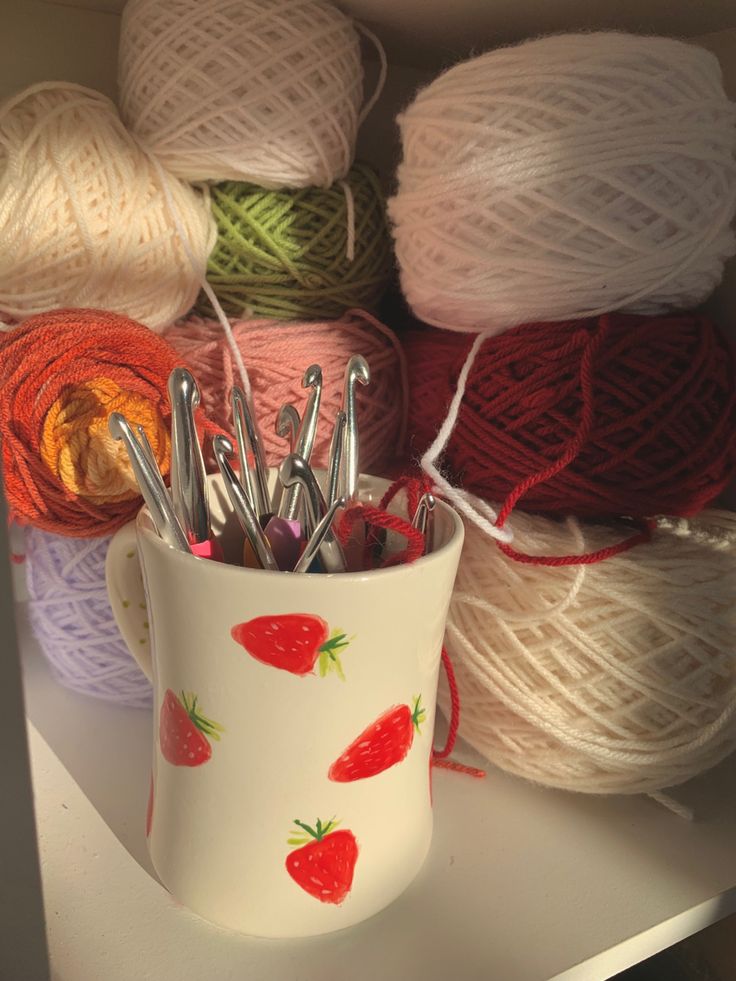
top-left (105, 520), bottom-right (153, 681)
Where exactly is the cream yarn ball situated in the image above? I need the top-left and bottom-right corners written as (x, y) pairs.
top-left (0, 82), bottom-right (215, 332)
top-left (119, 0), bottom-right (364, 187)
top-left (440, 508), bottom-right (736, 795)
top-left (390, 32), bottom-right (736, 334)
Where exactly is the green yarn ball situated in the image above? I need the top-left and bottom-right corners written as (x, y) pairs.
top-left (200, 162), bottom-right (393, 320)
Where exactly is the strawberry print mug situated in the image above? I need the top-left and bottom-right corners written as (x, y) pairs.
top-left (106, 472), bottom-right (463, 937)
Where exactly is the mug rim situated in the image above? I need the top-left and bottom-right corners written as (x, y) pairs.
top-left (135, 472), bottom-right (464, 582)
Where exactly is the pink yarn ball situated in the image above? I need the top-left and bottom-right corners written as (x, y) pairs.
top-left (164, 309), bottom-right (408, 474)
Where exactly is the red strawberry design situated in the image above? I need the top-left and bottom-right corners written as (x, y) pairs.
top-left (231, 614), bottom-right (350, 678)
top-left (329, 695), bottom-right (426, 782)
top-left (159, 689), bottom-right (223, 766)
top-left (146, 773), bottom-right (154, 837)
top-left (285, 818), bottom-right (358, 905)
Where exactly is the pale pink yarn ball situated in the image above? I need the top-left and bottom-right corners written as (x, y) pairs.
top-left (164, 309), bottom-right (408, 473)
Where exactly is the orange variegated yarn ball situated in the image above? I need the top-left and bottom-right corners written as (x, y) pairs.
top-left (0, 308), bottom-right (204, 537)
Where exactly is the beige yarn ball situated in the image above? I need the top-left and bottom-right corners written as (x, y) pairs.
top-left (440, 508), bottom-right (736, 795)
top-left (0, 82), bottom-right (215, 332)
top-left (390, 32), bottom-right (736, 334)
top-left (119, 0), bottom-right (364, 187)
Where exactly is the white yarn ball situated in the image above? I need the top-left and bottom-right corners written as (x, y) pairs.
top-left (440, 507), bottom-right (736, 795)
top-left (0, 82), bottom-right (215, 332)
top-left (390, 33), bottom-right (736, 334)
top-left (119, 0), bottom-right (364, 187)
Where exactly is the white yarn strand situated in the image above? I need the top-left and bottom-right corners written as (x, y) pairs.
top-left (439, 508), bottom-right (736, 797)
top-left (421, 328), bottom-right (514, 544)
top-left (119, 0), bottom-right (365, 188)
top-left (390, 33), bottom-right (736, 334)
top-left (0, 81), bottom-right (215, 331)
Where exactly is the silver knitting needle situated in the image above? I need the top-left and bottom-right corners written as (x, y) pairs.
top-left (212, 435), bottom-right (278, 571)
top-left (326, 410), bottom-right (347, 508)
top-left (338, 355), bottom-right (370, 503)
top-left (411, 492), bottom-right (436, 556)
top-left (232, 386), bottom-right (271, 522)
top-left (168, 368), bottom-right (209, 547)
top-left (292, 496), bottom-right (346, 573)
top-left (279, 454), bottom-right (347, 574)
top-left (108, 412), bottom-right (191, 553)
top-left (271, 403), bottom-right (301, 515)
top-left (280, 365), bottom-right (322, 521)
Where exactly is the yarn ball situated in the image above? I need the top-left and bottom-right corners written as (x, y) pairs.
top-left (404, 312), bottom-right (736, 519)
top-left (0, 308), bottom-right (199, 538)
top-left (390, 32), bottom-right (736, 334)
top-left (164, 310), bottom-right (407, 472)
top-left (119, 0), bottom-right (364, 187)
top-left (200, 163), bottom-right (393, 320)
top-left (0, 82), bottom-right (215, 331)
top-left (440, 507), bottom-right (736, 795)
top-left (25, 527), bottom-right (152, 708)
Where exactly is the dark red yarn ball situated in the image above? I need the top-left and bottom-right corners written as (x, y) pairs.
top-left (404, 313), bottom-right (736, 519)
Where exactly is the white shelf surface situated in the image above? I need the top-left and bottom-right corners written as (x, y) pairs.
top-left (19, 602), bottom-right (736, 981)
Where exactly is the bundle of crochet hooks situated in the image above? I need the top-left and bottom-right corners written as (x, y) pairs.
top-left (108, 355), bottom-right (435, 573)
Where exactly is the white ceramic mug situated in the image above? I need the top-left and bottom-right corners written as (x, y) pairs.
top-left (106, 472), bottom-right (463, 938)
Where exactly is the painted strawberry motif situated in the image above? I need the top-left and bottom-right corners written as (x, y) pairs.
top-left (146, 773), bottom-right (154, 837)
top-left (285, 818), bottom-right (358, 905)
top-left (329, 696), bottom-right (426, 782)
top-left (231, 614), bottom-right (350, 678)
top-left (159, 689), bottom-right (223, 766)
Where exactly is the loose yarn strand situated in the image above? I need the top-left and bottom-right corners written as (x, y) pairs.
top-left (647, 792), bottom-right (694, 822)
top-left (356, 23), bottom-right (388, 126)
top-left (421, 328), bottom-right (514, 544)
top-left (339, 180), bottom-right (356, 261)
top-left (493, 319), bottom-right (608, 528)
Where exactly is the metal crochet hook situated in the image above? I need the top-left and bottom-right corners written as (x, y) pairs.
top-left (212, 435), bottom-right (278, 572)
top-left (270, 403), bottom-right (300, 515)
top-left (280, 365), bottom-right (322, 521)
top-left (279, 454), bottom-right (347, 574)
top-left (338, 355), bottom-right (370, 503)
top-left (232, 386), bottom-right (271, 522)
top-left (168, 368), bottom-right (210, 550)
top-left (293, 496), bottom-right (347, 573)
top-left (108, 412), bottom-right (190, 553)
top-left (326, 410), bottom-right (347, 508)
top-left (411, 492), bottom-right (436, 556)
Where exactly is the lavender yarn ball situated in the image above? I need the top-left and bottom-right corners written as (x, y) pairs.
top-left (25, 527), bottom-right (152, 708)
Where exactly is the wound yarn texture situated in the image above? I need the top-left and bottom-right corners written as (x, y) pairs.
top-left (119, 0), bottom-right (364, 187)
top-left (164, 310), bottom-right (408, 474)
top-left (404, 313), bottom-right (736, 520)
top-left (390, 33), bottom-right (736, 334)
top-left (200, 163), bottom-right (392, 320)
top-left (440, 507), bottom-right (736, 795)
top-left (0, 82), bottom-right (215, 331)
top-left (0, 309), bottom-right (194, 537)
top-left (25, 527), bottom-right (152, 708)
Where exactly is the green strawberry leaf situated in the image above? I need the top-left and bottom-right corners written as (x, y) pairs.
top-left (290, 817), bottom-right (339, 845)
top-left (412, 694), bottom-right (426, 732)
top-left (181, 691), bottom-right (224, 740)
top-left (317, 630), bottom-right (350, 680)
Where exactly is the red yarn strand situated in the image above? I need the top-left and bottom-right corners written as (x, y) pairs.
top-left (497, 521), bottom-right (653, 567)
